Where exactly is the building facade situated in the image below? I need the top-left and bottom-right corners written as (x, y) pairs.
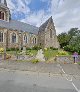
top-left (0, 0), bottom-right (59, 50)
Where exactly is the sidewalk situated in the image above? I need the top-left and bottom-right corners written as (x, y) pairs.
top-left (0, 60), bottom-right (80, 76)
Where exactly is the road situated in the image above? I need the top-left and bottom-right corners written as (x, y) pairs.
top-left (0, 67), bottom-right (80, 92)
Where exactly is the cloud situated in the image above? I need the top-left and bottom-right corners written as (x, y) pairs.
top-left (50, 0), bottom-right (80, 34)
top-left (21, 10), bottom-right (50, 27)
top-left (7, 0), bottom-right (31, 14)
top-left (7, 0), bottom-right (80, 34)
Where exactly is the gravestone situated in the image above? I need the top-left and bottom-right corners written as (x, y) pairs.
top-left (36, 49), bottom-right (45, 62)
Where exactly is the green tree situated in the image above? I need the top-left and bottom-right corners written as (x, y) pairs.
top-left (58, 32), bottom-right (70, 48)
top-left (68, 28), bottom-right (80, 38)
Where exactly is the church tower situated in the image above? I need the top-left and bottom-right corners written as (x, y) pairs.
top-left (0, 0), bottom-right (10, 22)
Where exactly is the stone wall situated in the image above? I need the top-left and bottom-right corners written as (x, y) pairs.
top-left (56, 55), bottom-right (80, 63)
top-left (0, 28), bottom-right (7, 49)
top-left (38, 16), bottom-right (59, 48)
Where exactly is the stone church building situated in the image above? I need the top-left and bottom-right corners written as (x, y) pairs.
top-left (0, 0), bottom-right (59, 50)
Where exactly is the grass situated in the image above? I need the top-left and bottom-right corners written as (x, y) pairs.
top-left (26, 50), bottom-right (37, 56)
top-left (6, 51), bottom-right (16, 54)
top-left (44, 49), bottom-right (58, 59)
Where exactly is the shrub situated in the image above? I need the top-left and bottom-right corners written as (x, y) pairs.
top-left (50, 47), bottom-right (58, 50)
top-left (58, 50), bottom-right (69, 55)
top-left (26, 47), bottom-right (32, 50)
top-left (31, 59), bottom-right (39, 64)
top-left (6, 48), bottom-right (19, 51)
top-left (6, 54), bottom-right (11, 59)
top-left (32, 46), bottom-right (42, 50)
top-left (0, 48), bottom-right (4, 52)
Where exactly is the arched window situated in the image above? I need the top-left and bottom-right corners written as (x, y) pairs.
top-left (12, 33), bottom-right (16, 43)
top-left (33, 37), bottom-right (37, 44)
top-left (34, 38), bottom-right (36, 44)
top-left (0, 32), bottom-right (3, 42)
top-left (50, 29), bottom-right (52, 38)
top-left (24, 35), bottom-right (28, 43)
top-left (0, 11), bottom-right (4, 20)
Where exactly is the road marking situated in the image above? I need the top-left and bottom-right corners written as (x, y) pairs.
top-left (72, 82), bottom-right (79, 92)
top-left (62, 68), bottom-right (66, 74)
top-left (57, 64), bottom-right (79, 92)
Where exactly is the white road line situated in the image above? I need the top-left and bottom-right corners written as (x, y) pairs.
top-left (72, 82), bottom-right (79, 92)
top-left (62, 68), bottom-right (66, 74)
top-left (57, 64), bottom-right (79, 92)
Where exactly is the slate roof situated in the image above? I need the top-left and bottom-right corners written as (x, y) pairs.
top-left (0, 19), bottom-right (39, 34)
top-left (39, 16), bottom-right (53, 32)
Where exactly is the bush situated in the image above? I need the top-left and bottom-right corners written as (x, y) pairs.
top-left (32, 46), bottom-right (42, 50)
top-left (6, 48), bottom-right (19, 51)
top-left (64, 45), bottom-right (80, 54)
top-left (26, 47), bottom-right (32, 50)
top-left (31, 59), bottom-right (39, 64)
top-left (58, 50), bottom-right (69, 55)
top-left (0, 48), bottom-right (4, 52)
top-left (6, 54), bottom-right (11, 59)
top-left (50, 47), bottom-right (58, 50)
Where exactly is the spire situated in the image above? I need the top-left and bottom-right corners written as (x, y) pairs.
top-left (0, 0), bottom-right (7, 6)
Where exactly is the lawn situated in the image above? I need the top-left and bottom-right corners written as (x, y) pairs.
top-left (26, 50), bottom-right (37, 56)
top-left (44, 49), bottom-right (58, 59)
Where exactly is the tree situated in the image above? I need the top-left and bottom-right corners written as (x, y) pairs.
top-left (58, 28), bottom-right (80, 54)
top-left (68, 28), bottom-right (80, 38)
top-left (58, 32), bottom-right (70, 48)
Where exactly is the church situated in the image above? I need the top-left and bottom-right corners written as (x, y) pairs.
top-left (0, 0), bottom-right (59, 50)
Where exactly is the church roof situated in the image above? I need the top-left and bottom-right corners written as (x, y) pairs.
top-left (0, 0), bottom-right (7, 6)
top-left (0, 20), bottom-right (39, 34)
top-left (39, 16), bottom-right (53, 32)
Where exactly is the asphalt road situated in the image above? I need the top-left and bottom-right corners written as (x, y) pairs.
top-left (0, 68), bottom-right (80, 92)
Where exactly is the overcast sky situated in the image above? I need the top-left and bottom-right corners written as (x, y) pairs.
top-left (7, 0), bottom-right (80, 34)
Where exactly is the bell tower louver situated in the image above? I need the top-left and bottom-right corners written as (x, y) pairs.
top-left (0, 0), bottom-right (10, 22)
top-left (0, 0), bottom-right (7, 6)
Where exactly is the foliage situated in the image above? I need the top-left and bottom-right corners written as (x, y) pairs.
top-left (44, 49), bottom-right (58, 59)
top-left (26, 50), bottom-right (37, 56)
top-left (0, 48), bottom-right (4, 53)
top-left (6, 54), bottom-right (11, 59)
top-left (26, 47), bottom-right (32, 50)
top-left (58, 32), bottom-right (70, 48)
top-left (68, 28), bottom-right (80, 37)
top-left (58, 50), bottom-right (70, 55)
top-left (6, 48), bottom-right (19, 51)
top-left (50, 47), bottom-right (58, 50)
top-left (58, 28), bottom-right (80, 54)
top-left (31, 59), bottom-right (39, 64)
top-left (64, 35), bottom-right (80, 54)
top-left (32, 46), bottom-right (42, 50)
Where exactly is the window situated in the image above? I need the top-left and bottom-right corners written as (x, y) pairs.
top-left (34, 38), bottom-right (36, 44)
top-left (0, 11), bottom-right (4, 20)
top-left (0, 32), bottom-right (3, 42)
top-left (24, 35), bottom-right (28, 43)
top-left (12, 33), bottom-right (16, 43)
top-left (50, 29), bottom-right (52, 38)
top-left (33, 37), bottom-right (37, 44)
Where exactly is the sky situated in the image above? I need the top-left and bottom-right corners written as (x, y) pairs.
top-left (7, 0), bottom-right (80, 34)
